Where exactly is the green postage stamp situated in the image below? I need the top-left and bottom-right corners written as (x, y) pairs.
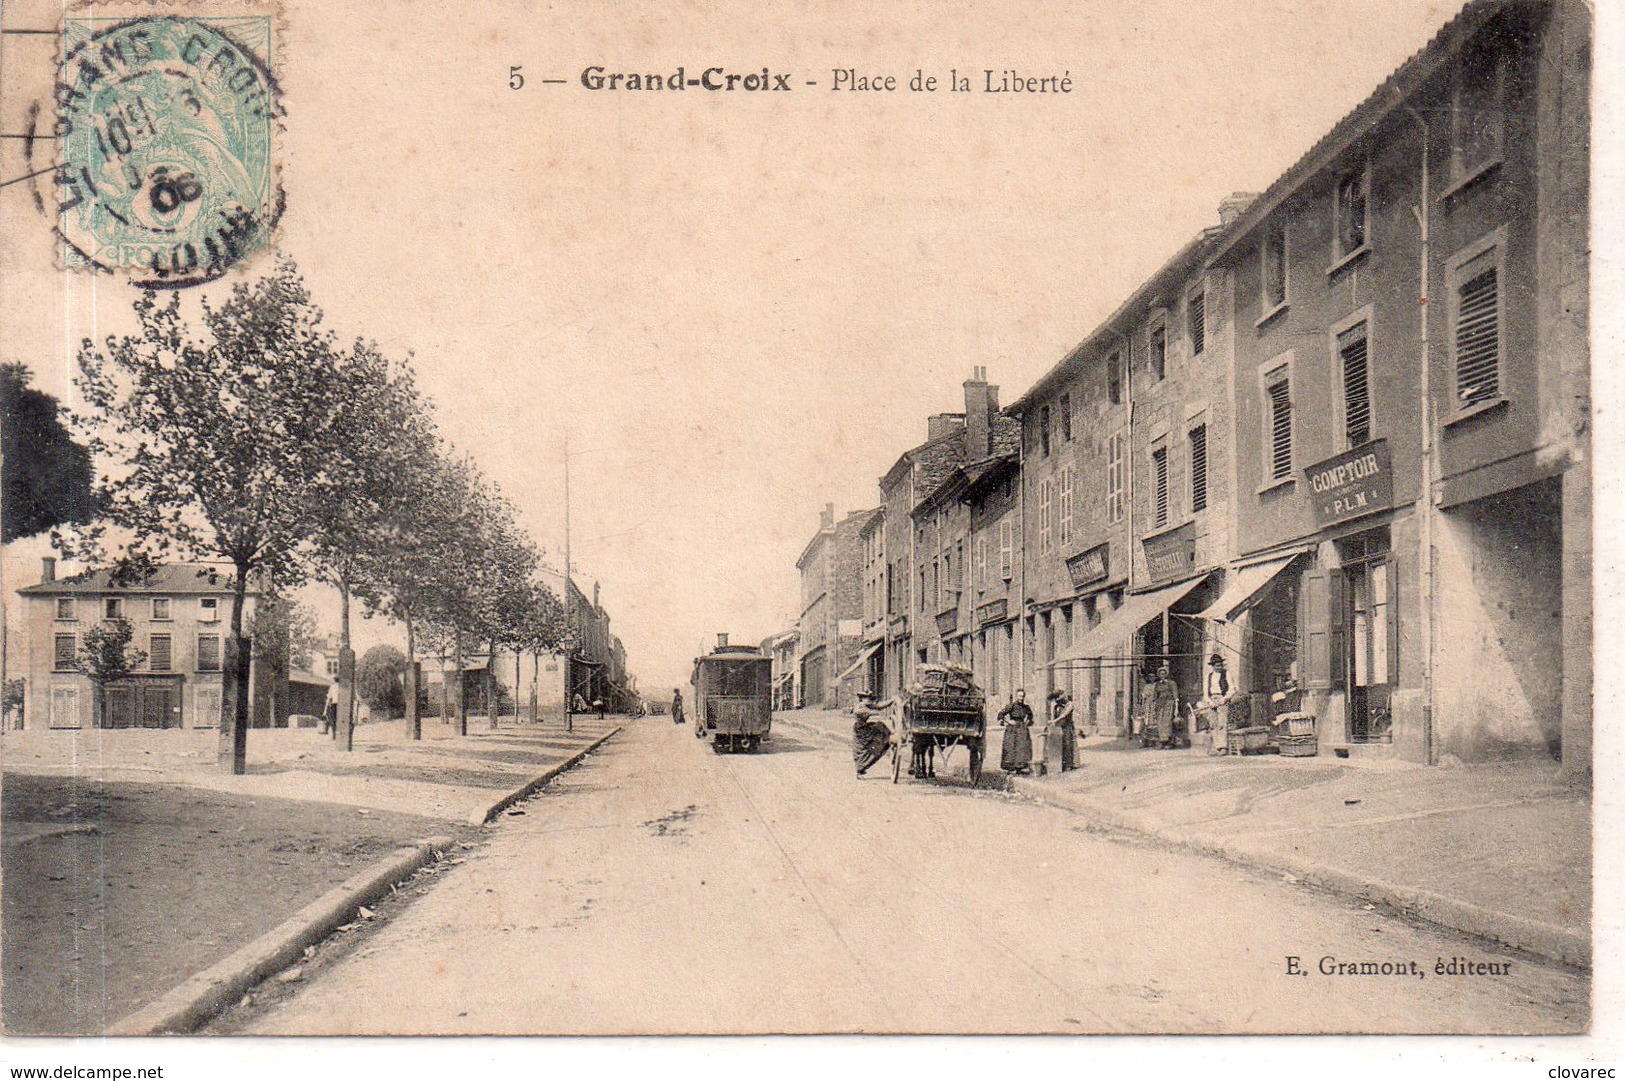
top-left (55, 14), bottom-right (281, 287)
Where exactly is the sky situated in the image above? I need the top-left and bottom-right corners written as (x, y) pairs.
top-left (1, 0), bottom-right (1493, 690)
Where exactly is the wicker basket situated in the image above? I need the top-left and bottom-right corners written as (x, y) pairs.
top-left (1228, 726), bottom-right (1273, 755)
top-left (1276, 711), bottom-right (1316, 737)
top-left (1278, 733), bottom-right (1319, 757)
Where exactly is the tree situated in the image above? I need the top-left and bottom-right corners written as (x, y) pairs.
top-left (74, 259), bottom-right (344, 773)
top-left (74, 619), bottom-right (146, 728)
top-left (357, 644), bottom-right (407, 717)
top-left (250, 596), bottom-right (318, 726)
top-left (304, 341), bottom-right (438, 751)
top-left (1, 363), bottom-right (96, 544)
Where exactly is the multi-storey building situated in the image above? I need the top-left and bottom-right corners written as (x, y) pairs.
top-left (13, 558), bottom-right (271, 730)
top-left (1206, 0), bottom-right (1589, 769)
top-left (857, 510), bottom-right (888, 694)
top-left (874, 371), bottom-right (1017, 699)
top-left (795, 503), bottom-right (876, 709)
top-left (761, 627), bottom-right (800, 711)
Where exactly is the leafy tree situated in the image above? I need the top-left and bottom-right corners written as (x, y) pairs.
top-left (250, 596), bottom-right (318, 726)
top-left (0, 363), bottom-right (96, 544)
top-left (357, 644), bottom-right (407, 716)
top-left (74, 259), bottom-right (343, 773)
top-left (74, 619), bottom-right (146, 727)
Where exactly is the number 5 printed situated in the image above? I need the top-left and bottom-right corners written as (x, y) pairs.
top-left (509, 65), bottom-right (524, 90)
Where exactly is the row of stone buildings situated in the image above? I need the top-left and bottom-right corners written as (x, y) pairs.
top-left (779, 0), bottom-right (1590, 774)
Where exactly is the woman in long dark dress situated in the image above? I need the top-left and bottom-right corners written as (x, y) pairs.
top-left (998, 689), bottom-right (1034, 774)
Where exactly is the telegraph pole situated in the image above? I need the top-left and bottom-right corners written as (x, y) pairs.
top-left (563, 433), bottom-right (573, 733)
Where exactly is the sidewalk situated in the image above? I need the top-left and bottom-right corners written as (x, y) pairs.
top-left (777, 708), bottom-right (1590, 968)
top-left (2, 713), bottom-right (625, 1034)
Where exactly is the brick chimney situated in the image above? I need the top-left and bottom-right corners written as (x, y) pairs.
top-left (716, 633), bottom-right (730, 649)
top-left (1218, 191), bottom-right (1260, 226)
top-left (41, 556), bottom-right (56, 584)
top-left (820, 502), bottom-right (834, 529)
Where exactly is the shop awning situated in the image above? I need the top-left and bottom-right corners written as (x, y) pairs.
top-left (1046, 573), bottom-right (1214, 667)
top-left (835, 642), bottom-right (882, 682)
top-left (1197, 550), bottom-right (1308, 623)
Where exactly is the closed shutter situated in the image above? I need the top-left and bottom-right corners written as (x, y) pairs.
top-left (197, 634), bottom-right (221, 672)
top-left (1152, 446), bottom-right (1170, 528)
top-left (54, 634), bottom-right (76, 671)
top-left (1189, 425), bottom-right (1208, 513)
top-left (1188, 291), bottom-right (1206, 356)
top-left (194, 685), bottom-right (222, 729)
top-left (50, 686), bottom-right (81, 729)
top-left (1455, 264), bottom-right (1500, 406)
top-left (1340, 324), bottom-right (1372, 447)
top-left (1302, 562), bottom-right (1332, 690)
top-left (1328, 571), bottom-right (1348, 691)
top-left (149, 634), bottom-right (173, 672)
top-left (1268, 377), bottom-right (1293, 480)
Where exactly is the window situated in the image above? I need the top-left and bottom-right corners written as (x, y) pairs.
top-left (55, 598), bottom-right (76, 621)
top-left (104, 597), bottom-right (123, 619)
top-left (54, 633), bottom-right (77, 671)
top-left (1107, 350), bottom-right (1123, 405)
top-left (51, 685), bottom-right (80, 729)
top-left (1449, 233), bottom-right (1505, 411)
top-left (1039, 404), bottom-right (1052, 458)
top-left (1453, 34), bottom-right (1505, 182)
top-left (954, 540), bottom-right (964, 590)
top-left (199, 597), bottom-right (219, 622)
top-left (1262, 225), bottom-right (1288, 311)
top-left (1334, 165), bottom-right (1369, 259)
top-left (918, 566), bottom-right (927, 611)
top-left (1058, 468), bottom-right (1075, 548)
top-left (998, 518), bottom-right (1015, 580)
top-left (976, 535), bottom-right (988, 589)
top-left (1265, 367), bottom-right (1294, 482)
top-left (1151, 444), bottom-right (1170, 529)
top-left (197, 634), bottom-right (222, 672)
top-left (1038, 477), bottom-right (1054, 556)
top-left (1150, 324), bottom-right (1167, 381)
top-left (1339, 322), bottom-right (1373, 447)
top-left (1106, 432), bottom-right (1126, 523)
top-left (149, 634), bottom-right (173, 673)
top-left (151, 597), bottom-right (171, 621)
top-left (194, 685), bottom-right (222, 729)
top-left (1189, 424), bottom-right (1209, 513)
top-left (1060, 393), bottom-right (1073, 442)
top-left (1186, 291), bottom-right (1205, 357)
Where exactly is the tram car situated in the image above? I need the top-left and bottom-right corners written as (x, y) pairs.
top-left (691, 634), bottom-right (773, 753)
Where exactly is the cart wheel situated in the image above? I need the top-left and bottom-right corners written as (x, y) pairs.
top-left (968, 740), bottom-right (985, 785)
top-left (712, 738), bottom-right (726, 754)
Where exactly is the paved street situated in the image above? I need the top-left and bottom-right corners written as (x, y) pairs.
top-left (242, 718), bottom-right (1587, 1035)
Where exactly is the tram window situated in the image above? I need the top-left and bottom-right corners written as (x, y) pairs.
top-left (713, 661), bottom-right (770, 696)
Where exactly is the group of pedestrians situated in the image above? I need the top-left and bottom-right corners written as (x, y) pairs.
top-left (851, 684), bottom-right (1082, 780)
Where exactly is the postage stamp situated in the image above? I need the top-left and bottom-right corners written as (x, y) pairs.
top-left (53, 14), bottom-right (281, 287)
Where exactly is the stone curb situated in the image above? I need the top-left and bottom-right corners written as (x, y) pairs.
top-left (104, 835), bottom-right (456, 1036)
top-left (466, 725), bottom-right (623, 827)
top-left (1011, 779), bottom-right (1591, 971)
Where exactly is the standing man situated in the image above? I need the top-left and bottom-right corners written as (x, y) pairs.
top-left (671, 688), bottom-right (686, 725)
top-left (1201, 653), bottom-right (1233, 756)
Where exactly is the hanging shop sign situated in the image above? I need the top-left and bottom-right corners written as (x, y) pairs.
top-left (976, 597), bottom-right (1008, 627)
top-left (1141, 522), bottom-right (1196, 586)
top-left (1304, 439), bottom-right (1393, 529)
top-left (1066, 543), bottom-right (1110, 590)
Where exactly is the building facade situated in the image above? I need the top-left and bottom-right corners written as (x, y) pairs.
top-left (13, 559), bottom-right (270, 730)
top-left (795, 504), bottom-right (876, 709)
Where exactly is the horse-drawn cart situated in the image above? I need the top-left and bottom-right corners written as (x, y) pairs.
top-left (891, 664), bottom-right (987, 785)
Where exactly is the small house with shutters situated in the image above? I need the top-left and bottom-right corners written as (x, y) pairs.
top-left (13, 558), bottom-right (277, 730)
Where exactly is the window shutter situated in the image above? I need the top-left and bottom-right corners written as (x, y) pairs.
top-left (1455, 265), bottom-right (1500, 406)
top-left (1188, 293), bottom-right (1205, 356)
top-left (1383, 560), bottom-right (1400, 686)
top-left (1189, 425), bottom-right (1208, 513)
top-left (1268, 379), bottom-right (1293, 480)
top-left (1302, 562), bottom-right (1332, 690)
top-left (1152, 447), bottom-right (1170, 528)
top-left (1327, 571), bottom-right (1348, 692)
top-left (1339, 326), bottom-right (1371, 447)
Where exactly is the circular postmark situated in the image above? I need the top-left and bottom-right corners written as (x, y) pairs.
top-left (51, 15), bottom-right (283, 288)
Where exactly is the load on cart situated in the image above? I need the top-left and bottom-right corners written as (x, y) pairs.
top-left (892, 663), bottom-right (987, 785)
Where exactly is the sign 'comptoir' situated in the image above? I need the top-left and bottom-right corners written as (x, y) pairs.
top-left (1304, 440), bottom-right (1394, 528)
